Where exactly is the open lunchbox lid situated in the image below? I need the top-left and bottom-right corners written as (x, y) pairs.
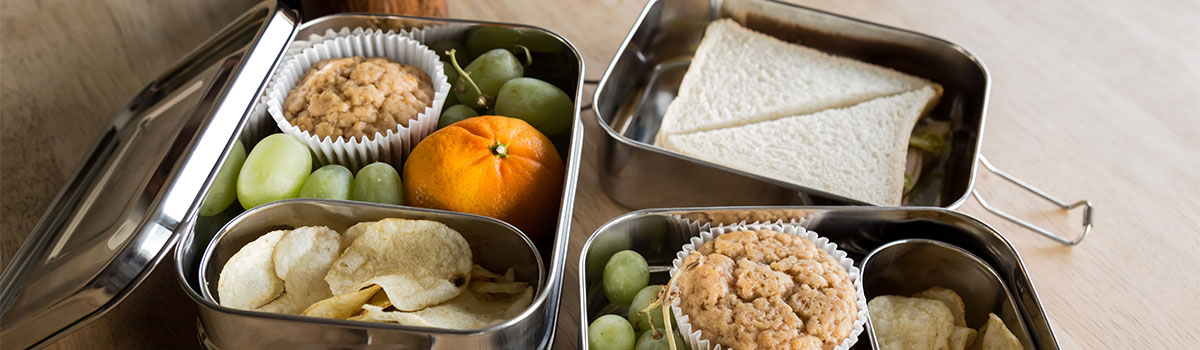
top-left (0, 1), bottom-right (299, 347)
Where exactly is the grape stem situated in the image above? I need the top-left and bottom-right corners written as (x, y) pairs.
top-left (514, 45), bottom-right (534, 67)
top-left (446, 49), bottom-right (489, 108)
top-left (637, 257), bottom-right (700, 350)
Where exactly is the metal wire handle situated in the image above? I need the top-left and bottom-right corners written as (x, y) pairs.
top-left (971, 155), bottom-right (1094, 246)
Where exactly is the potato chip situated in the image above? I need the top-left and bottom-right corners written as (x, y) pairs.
top-left (949, 326), bottom-right (978, 350)
top-left (358, 286), bottom-right (534, 330)
top-left (366, 287), bottom-right (392, 309)
top-left (325, 218), bottom-right (472, 311)
top-left (218, 230), bottom-right (287, 310)
top-left (974, 313), bottom-right (1023, 350)
top-left (868, 295), bottom-right (955, 350)
top-left (914, 286), bottom-right (967, 327)
top-left (501, 267), bottom-right (515, 283)
top-left (341, 221), bottom-right (371, 252)
top-left (471, 264), bottom-right (504, 281)
top-left (469, 265), bottom-right (526, 294)
top-left (471, 281), bottom-right (528, 294)
top-left (256, 226), bottom-right (342, 314)
top-left (302, 284), bottom-right (383, 319)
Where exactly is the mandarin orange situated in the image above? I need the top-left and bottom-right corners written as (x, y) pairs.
top-left (403, 115), bottom-right (564, 241)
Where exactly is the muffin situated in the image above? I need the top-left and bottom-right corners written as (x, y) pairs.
top-left (265, 28), bottom-right (448, 169)
top-left (673, 227), bottom-right (862, 350)
top-left (284, 56), bottom-right (434, 142)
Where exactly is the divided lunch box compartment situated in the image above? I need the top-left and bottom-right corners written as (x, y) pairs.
top-left (577, 207), bottom-right (1061, 349)
top-left (0, 2), bottom-right (585, 349)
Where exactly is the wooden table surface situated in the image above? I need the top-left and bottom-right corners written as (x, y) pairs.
top-left (2, 0), bottom-right (1197, 348)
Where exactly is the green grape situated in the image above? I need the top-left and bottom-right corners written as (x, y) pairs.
top-left (588, 314), bottom-right (636, 350)
top-left (443, 84), bottom-right (459, 108)
top-left (466, 26), bottom-right (564, 57)
top-left (351, 162), bottom-right (403, 205)
top-left (195, 206), bottom-right (238, 242)
top-left (628, 285), bottom-right (675, 332)
top-left (586, 234), bottom-right (632, 281)
top-left (429, 41), bottom-right (471, 65)
top-left (603, 250), bottom-right (649, 306)
top-left (199, 140), bottom-right (246, 216)
top-left (635, 328), bottom-right (688, 350)
top-left (437, 104), bottom-right (480, 129)
top-left (494, 77), bottom-right (573, 136)
top-left (454, 49), bottom-right (523, 109)
top-left (442, 61), bottom-right (459, 92)
top-left (236, 134), bottom-right (311, 209)
top-left (298, 164), bottom-right (352, 200)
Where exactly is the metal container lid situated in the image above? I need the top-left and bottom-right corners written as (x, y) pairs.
top-left (0, 1), bottom-right (299, 348)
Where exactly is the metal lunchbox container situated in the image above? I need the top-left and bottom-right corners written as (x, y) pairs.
top-left (576, 0), bottom-right (1085, 348)
top-left (193, 200), bottom-right (549, 348)
top-left (592, 0), bottom-right (1091, 245)
top-left (577, 207), bottom-right (1061, 349)
top-left (0, 1), bottom-right (586, 348)
top-left (592, 0), bottom-right (989, 209)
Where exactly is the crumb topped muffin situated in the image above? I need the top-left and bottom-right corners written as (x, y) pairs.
top-left (283, 56), bottom-right (434, 142)
top-left (676, 229), bottom-right (858, 350)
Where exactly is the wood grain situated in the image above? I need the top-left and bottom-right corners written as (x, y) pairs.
top-left (298, 0), bottom-right (447, 18)
top-left (1, 0), bottom-right (1197, 349)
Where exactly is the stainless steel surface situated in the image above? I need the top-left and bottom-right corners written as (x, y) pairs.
top-left (972, 155), bottom-right (1094, 246)
top-left (592, 0), bottom-right (989, 209)
top-left (577, 207), bottom-right (1060, 350)
top-left (0, 2), bottom-right (299, 348)
top-left (860, 239), bottom-right (1035, 349)
top-left (171, 13), bottom-right (586, 349)
top-left (189, 199), bottom-right (545, 347)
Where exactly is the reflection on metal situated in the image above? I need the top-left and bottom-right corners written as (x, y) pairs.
top-left (972, 155), bottom-right (1093, 246)
top-left (0, 3), bottom-right (301, 348)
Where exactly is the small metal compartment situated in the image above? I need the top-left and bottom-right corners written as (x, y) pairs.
top-left (592, 0), bottom-right (989, 208)
top-left (577, 207), bottom-right (1060, 349)
top-left (0, 1), bottom-right (585, 348)
top-left (193, 199), bottom-right (546, 348)
top-left (860, 239), bottom-right (1035, 349)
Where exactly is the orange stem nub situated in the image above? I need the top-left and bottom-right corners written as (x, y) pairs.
top-left (490, 141), bottom-right (509, 158)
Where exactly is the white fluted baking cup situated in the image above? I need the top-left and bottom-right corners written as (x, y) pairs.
top-left (265, 27), bottom-right (449, 169)
top-left (668, 221), bottom-right (868, 350)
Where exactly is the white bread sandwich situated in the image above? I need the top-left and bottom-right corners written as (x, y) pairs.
top-left (654, 19), bottom-right (935, 145)
top-left (661, 85), bottom-right (941, 206)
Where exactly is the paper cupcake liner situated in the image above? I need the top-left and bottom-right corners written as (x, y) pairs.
top-left (264, 27), bottom-right (450, 169)
top-left (668, 220), bottom-right (868, 350)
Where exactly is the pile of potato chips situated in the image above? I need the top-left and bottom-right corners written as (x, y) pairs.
top-left (868, 287), bottom-right (1023, 350)
top-left (217, 218), bottom-right (533, 330)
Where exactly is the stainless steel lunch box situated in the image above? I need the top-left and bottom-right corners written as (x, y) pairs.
top-left (593, 0), bottom-right (1091, 246)
top-left (592, 0), bottom-right (989, 209)
top-left (0, 1), bottom-right (585, 348)
top-left (194, 199), bottom-right (548, 349)
top-left (575, 0), bottom-right (1085, 348)
top-left (577, 207), bottom-right (1061, 349)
